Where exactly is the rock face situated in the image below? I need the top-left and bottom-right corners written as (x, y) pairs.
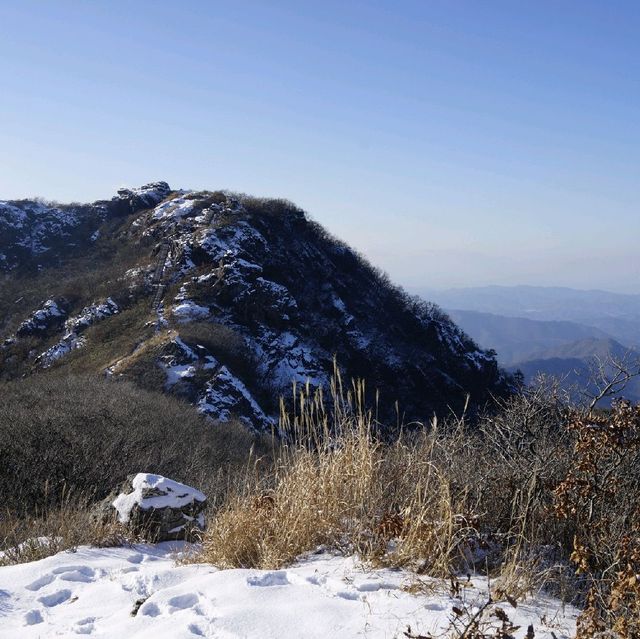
top-left (109, 473), bottom-right (206, 542)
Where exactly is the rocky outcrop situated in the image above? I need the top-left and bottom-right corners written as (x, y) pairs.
top-left (31, 298), bottom-right (120, 368)
top-left (115, 181), bottom-right (172, 212)
top-left (100, 473), bottom-right (206, 542)
top-left (16, 299), bottom-right (67, 337)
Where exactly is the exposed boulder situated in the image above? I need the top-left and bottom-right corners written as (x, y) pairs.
top-left (104, 473), bottom-right (206, 542)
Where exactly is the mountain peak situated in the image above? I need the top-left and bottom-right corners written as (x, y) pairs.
top-left (0, 187), bottom-right (514, 431)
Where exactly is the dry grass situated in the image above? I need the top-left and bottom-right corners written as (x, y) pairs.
top-left (0, 490), bottom-right (127, 567)
top-left (199, 371), bottom-right (467, 573)
top-left (195, 371), bottom-right (608, 620)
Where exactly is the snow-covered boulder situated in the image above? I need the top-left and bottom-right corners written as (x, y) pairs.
top-left (102, 474), bottom-right (206, 542)
top-left (171, 299), bottom-right (210, 321)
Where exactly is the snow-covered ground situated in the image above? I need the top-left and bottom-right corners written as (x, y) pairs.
top-left (0, 544), bottom-right (579, 638)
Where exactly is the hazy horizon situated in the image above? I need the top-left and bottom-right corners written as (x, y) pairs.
top-left (2, 1), bottom-right (639, 294)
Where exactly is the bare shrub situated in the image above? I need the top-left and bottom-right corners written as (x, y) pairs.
top-left (554, 400), bottom-right (640, 637)
top-left (0, 374), bottom-right (263, 514)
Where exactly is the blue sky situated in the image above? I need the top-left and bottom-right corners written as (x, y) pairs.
top-left (1, 1), bottom-right (638, 292)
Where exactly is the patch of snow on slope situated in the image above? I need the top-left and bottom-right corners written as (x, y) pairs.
top-left (172, 300), bottom-right (210, 322)
top-left (253, 329), bottom-right (328, 389)
top-left (152, 196), bottom-right (195, 221)
top-left (0, 201), bottom-right (28, 229)
top-left (197, 221), bottom-right (267, 263)
top-left (0, 201), bottom-right (81, 257)
top-left (161, 337), bottom-right (201, 387)
top-left (118, 182), bottom-right (172, 209)
top-left (0, 544), bottom-right (579, 638)
top-left (36, 334), bottom-right (87, 367)
top-left (36, 299), bottom-right (119, 367)
top-left (165, 364), bottom-right (197, 386)
top-left (16, 299), bottom-right (66, 336)
top-left (67, 298), bottom-right (119, 332)
top-left (198, 365), bottom-right (273, 429)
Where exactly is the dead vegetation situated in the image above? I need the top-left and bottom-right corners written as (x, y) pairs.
top-left (0, 489), bottom-right (127, 567)
top-left (194, 366), bottom-right (639, 635)
top-left (1, 361), bottom-right (639, 635)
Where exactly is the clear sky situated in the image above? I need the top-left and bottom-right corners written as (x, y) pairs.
top-left (1, 1), bottom-right (638, 293)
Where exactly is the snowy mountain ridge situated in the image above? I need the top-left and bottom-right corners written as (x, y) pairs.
top-left (0, 182), bottom-right (513, 432)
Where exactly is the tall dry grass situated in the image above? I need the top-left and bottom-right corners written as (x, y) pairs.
top-left (200, 370), bottom-right (470, 573)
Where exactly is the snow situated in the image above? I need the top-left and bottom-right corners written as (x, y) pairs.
top-left (165, 364), bottom-right (197, 386)
top-left (151, 196), bottom-right (195, 221)
top-left (0, 201), bottom-right (28, 229)
top-left (197, 221), bottom-right (267, 264)
top-left (37, 333), bottom-right (86, 366)
top-left (253, 329), bottom-right (328, 389)
top-left (161, 337), bottom-right (201, 387)
top-left (0, 544), bottom-right (579, 638)
top-left (112, 474), bottom-right (206, 524)
top-left (118, 182), bottom-right (172, 209)
top-left (0, 200), bottom-right (80, 258)
top-left (68, 298), bottom-right (119, 332)
top-left (172, 301), bottom-right (210, 321)
top-left (36, 299), bottom-right (119, 367)
top-left (198, 365), bottom-right (273, 429)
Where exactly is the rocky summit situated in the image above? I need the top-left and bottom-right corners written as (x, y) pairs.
top-left (0, 183), bottom-right (513, 432)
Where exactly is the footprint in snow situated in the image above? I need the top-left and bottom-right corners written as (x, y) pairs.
top-left (247, 571), bottom-right (290, 587)
top-left (25, 574), bottom-right (55, 591)
top-left (126, 553), bottom-right (144, 564)
top-left (38, 589), bottom-right (72, 607)
top-left (139, 602), bottom-right (161, 617)
top-left (24, 609), bottom-right (44, 626)
top-left (168, 593), bottom-right (200, 612)
top-left (356, 580), bottom-right (399, 592)
top-left (73, 616), bottom-right (96, 635)
top-left (53, 566), bottom-right (96, 583)
top-left (121, 574), bottom-right (149, 596)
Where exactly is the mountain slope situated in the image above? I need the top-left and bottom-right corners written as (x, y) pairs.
top-left (0, 183), bottom-right (513, 431)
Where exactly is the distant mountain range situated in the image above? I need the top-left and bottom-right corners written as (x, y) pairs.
top-left (416, 287), bottom-right (640, 404)
top-left (509, 337), bottom-right (640, 405)
top-left (445, 310), bottom-right (611, 366)
top-left (419, 285), bottom-right (640, 348)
